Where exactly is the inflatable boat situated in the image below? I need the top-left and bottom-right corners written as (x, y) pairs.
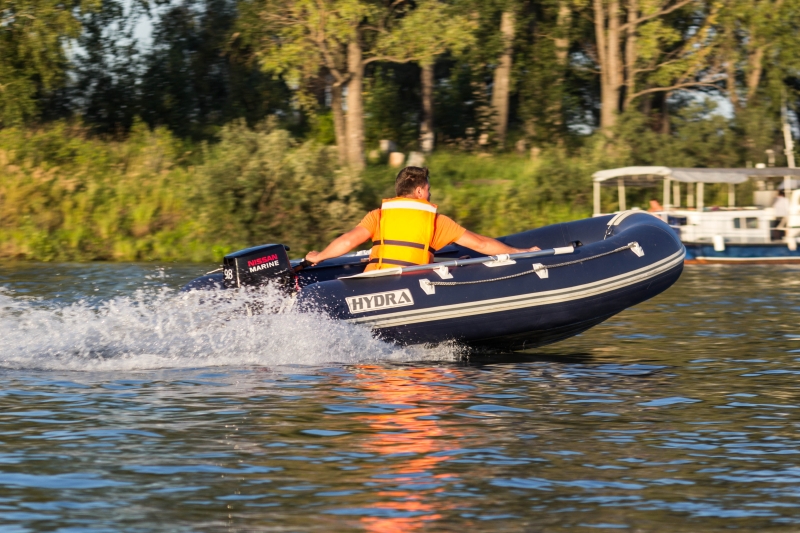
top-left (184, 211), bottom-right (685, 350)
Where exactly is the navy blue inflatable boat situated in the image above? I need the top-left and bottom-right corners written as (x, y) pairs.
top-left (184, 211), bottom-right (684, 350)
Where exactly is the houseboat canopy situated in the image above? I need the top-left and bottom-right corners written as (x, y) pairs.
top-left (592, 166), bottom-right (800, 215)
top-left (592, 166), bottom-right (800, 186)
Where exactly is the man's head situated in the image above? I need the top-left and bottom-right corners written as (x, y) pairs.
top-left (395, 166), bottom-right (430, 201)
top-left (779, 190), bottom-right (786, 197)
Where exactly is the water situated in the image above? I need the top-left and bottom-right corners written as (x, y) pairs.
top-left (1, 262), bottom-right (800, 531)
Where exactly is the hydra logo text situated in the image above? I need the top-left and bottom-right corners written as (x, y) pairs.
top-left (346, 289), bottom-right (414, 314)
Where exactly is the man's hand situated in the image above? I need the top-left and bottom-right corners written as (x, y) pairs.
top-left (305, 251), bottom-right (321, 265)
top-left (507, 246), bottom-right (541, 254)
top-left (456, 230), bottom-right (541, 256)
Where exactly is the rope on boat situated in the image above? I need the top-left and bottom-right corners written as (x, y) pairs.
top-left (426, 243), bottom-right (639, 287)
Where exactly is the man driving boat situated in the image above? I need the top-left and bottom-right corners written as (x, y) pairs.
top-left (305, 166), bottom-right (539, 271)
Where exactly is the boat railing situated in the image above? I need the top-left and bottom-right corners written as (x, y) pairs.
top-left (340, 246), bottom-right (579, 279)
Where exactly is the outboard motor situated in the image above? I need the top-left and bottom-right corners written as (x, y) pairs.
top-left (223, 244), bottom-right (293, 289)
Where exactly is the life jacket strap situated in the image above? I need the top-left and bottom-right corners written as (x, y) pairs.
top-left (372, 240), bottom-right (438, 253)
top-left (367, 258), bottom-right (420, 267)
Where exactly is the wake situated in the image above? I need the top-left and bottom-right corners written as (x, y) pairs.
top-left (0, 285), bottom-right (460, 371)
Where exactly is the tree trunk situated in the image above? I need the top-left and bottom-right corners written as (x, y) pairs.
top-left (420, 62), bottom-right (435, 153)
top-left (549, 0), bottom-right (572, 139)
top-left (595, 0), bottom-right (622, 134)
top-left (623, 0), bottom-right (637, 108)
top-left (594, 0), bottom-right (622, 137)
top-left (554, 1), bottom-right (571, 66)
top-left (345, 40), bottom-right (365, 170)
top-left (331, 82), bottom-right (347, 165)
top-left (726, 42), bottom-right (740, 112)
top-left (491, 10), bottom-right (515, 146)
top-left (746, 45), bottom-right (765, 104)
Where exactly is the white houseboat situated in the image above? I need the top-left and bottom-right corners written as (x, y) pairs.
top-left (592, 166), bottom-right (800, 263)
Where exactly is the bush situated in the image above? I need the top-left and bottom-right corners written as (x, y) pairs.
top-left (0, 119), bottom-right (361, 261)
top-left (361, 149), bottom-right (596, 238)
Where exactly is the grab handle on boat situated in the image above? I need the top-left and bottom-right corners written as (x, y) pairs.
top-left (293, 259), bottom-right (314, 273)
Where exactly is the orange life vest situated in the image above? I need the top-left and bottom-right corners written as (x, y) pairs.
top-left (367, 198), bottom-right (438, 271)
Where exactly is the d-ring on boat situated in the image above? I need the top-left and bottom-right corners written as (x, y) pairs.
top-left (184, 212), bottom-right (685, 350)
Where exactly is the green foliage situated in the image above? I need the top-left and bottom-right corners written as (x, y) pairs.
top-left (5, 0), bottom-right (800, 263)
top-left (198, 119), bottom-right (363, 254)
top-left (364, 68), bottom-right (419, 149)
top-left (361, 149), bottom-right (598, 238)
top-left (0, 120), bottom-right (360, 261)
top-left (308, 111), bottom-right (336, 146)
top-left (0, 0), bottom-right (100, 125)
top-left (1, 108), bottom-right (796, 262)
top-left (613, 103), bottom-right (741, 168)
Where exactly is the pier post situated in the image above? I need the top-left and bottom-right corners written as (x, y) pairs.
top-left (697, 182), bottom-right (704, 211)
top-left (673, 182), bottom-right (681, 208)
top-left (593, 181), bottom-right (601, 215)
top-left (728, 183), bottom-right (735, 208)
top-left (617, 179), bottom-right (626, 211)
top-left (663, 178), bottom-right (671, 210)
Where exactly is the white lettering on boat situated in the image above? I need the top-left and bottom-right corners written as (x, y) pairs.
top-left (249, 260), bottom-right (280, 273)
top-left (346, 289), bottom-right (414, 314)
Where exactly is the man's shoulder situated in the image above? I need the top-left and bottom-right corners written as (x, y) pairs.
top-left (357, 209), bottom-right (381, 227)
top-left (435, 213), bottom-right (462, 226)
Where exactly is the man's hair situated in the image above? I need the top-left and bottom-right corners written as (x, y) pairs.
top-left (395, 166), bottom-right (429, 197)
top-left (779, 190), bottom-right (786, 197)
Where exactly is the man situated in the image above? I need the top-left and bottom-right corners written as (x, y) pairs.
top-left (771, 190), bottom-right (790, 240)
top-left (305, 166), bottom-right (539, 271)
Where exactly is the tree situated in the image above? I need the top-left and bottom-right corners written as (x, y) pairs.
top-left (515, 0), bottom-right (578, 145)
top-left (71, 0), bottom-right (146, 134)
top-left (590, 0), bottom-right (720, 134)
top-left (0, 0), bottom-right (100, 126)
top-left (717, 0), bottom-right (800, 113)
top-left (238, 0), bottom-right (474, 168)
top-left (139, 0), bottom-right (290, 139)
top-left (380, 1), bottom-right (476, 152)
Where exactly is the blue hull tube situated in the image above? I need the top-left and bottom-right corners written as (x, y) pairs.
top-left (185, 213), bottom-right (684, 350)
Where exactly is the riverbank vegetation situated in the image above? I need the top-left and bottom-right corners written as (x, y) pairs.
top-left (1, 0), bottom-right (799, 261)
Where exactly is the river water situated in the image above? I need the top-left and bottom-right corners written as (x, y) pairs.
top-left (1, 263), bottom-right (799, 532)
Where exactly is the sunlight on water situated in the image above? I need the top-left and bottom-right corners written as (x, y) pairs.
top-left (0, 282), bottom-right (459, 372)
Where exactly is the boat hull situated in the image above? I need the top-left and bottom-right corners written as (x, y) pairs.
top-left (683, 242), bottom-right (800, 264)
top-left (296, 213), bottom-right (685, 350)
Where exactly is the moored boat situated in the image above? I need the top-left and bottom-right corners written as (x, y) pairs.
top-left (592, 166), bottom-right (800, 264)
top-left (185, 212), bottom-right (684, 349)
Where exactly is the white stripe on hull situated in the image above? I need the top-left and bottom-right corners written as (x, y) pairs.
top-left (346, 248), bottom-right (685, 329)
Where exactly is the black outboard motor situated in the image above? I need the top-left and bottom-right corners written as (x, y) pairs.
top-left (222, 244), bottom-right (293, 289)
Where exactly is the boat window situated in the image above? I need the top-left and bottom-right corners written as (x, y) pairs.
top-left (746, 217), bottom-right (758, 229)
top-left (733, 218), bottom-right (741, 229)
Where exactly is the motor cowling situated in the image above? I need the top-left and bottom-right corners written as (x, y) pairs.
top-left (222, 244), bottom-right (293, 289)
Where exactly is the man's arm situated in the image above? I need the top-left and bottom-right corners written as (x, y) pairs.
top-left (455, 230), bottom-right (539, 256)
top-left (305, 226), bottom-right (372, 265)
